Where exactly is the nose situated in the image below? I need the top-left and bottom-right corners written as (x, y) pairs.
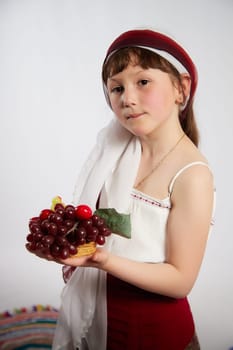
top-left (121, 86), bottom-right (136, 107)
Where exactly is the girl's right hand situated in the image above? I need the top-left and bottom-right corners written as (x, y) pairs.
top-left (25, 243), bottom-right (110, 268)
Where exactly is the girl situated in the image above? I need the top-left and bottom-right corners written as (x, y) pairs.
top-left (30, 29), bottom-right (215, 349)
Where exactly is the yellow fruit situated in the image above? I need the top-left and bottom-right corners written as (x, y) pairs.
top-left (51, 196), bottom-right (63, 211)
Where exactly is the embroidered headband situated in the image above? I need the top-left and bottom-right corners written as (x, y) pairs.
top-left (103, 29), bottom-right (198, 118)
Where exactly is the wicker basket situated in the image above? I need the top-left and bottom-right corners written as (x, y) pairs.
top-left (72, 241), bottom-right (96, 257)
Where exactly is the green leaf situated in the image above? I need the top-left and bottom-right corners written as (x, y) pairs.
top-left (94, 208), bottom-right (131, 239)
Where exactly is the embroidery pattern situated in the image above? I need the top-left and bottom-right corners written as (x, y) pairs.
top-left (131, 192), bottom-right (171, 209)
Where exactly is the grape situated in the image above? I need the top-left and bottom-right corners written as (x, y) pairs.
top-left (86, 227), bottom-right (99, 242)
top-left (47, 222), bottom-right (58, 235)
top-left (26, 233), bottom-right (34, 242)
top-left (50, 213), bottom-right (63, 225)
top-left (30, 224), bottom-right (42, 235)
top-left (64, 219), bottom-right (75, 230)
top-left (50, 244), bottom-right (61, 257)
top-left (29, 216), bottom-right (40, 223)
top-left (76, 227), bottom-right (87, 239)
top-left (29, 217), bottom-right (40, 230)
top-left (33, 233), bottom-right (43, 242)
top-left (54, 203), bottom-right (65, 211)
top-left (35, 242), bottom-right (44, 250)
top-left (55, 206), bottom-right (65, 217)
top-left (60, 247), bottom-right (70, 259)
top-left (80, 219), bottom-right (93, 229)
top-left (41, 235), bottom-right (55, 247)
top-left (58, 225), bottom-right (68, 236)
top-left (26, 200), bottom-right (112, 260)
top-left (64, 205), bottom-right (76, 220)
top-left (87, 226), bottom-right (99, 235)
top-left (27, 241), bottom-right (37, 251)
top-left (91, 214), bottom-right (100, 225)
top-left (92, 215), bottom-right (105, 228)
top-left (40, 219), bottom-right (50, 233)
top-left (76, 237), bottom-right (86, 245)
top-left (55, 236), bottom-right (68, 247)
top-left (54, 203), bottom-right (65, 216)
top-left (99, 226), bottom-right (112, 237)
top-left (68, 244), bottom-right (78, 255)
top-left (40, 209), bottom-right (53, 221)
top-left (96, 234), bottom-right (105, 245)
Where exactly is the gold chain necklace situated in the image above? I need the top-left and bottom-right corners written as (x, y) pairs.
top-left (136, 133), bottom-right (185, 188)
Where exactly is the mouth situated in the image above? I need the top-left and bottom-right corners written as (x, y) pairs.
top-left (126, 113), bottom-right (145, 120)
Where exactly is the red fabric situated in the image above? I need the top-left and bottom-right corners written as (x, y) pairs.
top-left (107, 274), bottom-right (195, 350)
top-left (62, 265), bottom-right (76, 283)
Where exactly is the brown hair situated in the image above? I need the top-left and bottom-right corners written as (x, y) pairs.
top-left (102, 47), bottom-right (199, 146)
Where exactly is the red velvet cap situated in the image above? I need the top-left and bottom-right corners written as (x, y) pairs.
top-left (103, 29), bottom-right (198, 118)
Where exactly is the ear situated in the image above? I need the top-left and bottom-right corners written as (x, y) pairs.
top-left (175, 73), bottom-right (191, 105)
top-left (180, 73), bottom-right (191, 100)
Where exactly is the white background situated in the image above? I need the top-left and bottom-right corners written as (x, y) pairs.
top-left (0, 1), bottom-right (232, 349)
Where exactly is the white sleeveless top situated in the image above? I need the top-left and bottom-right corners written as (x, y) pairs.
top-left (106, 161), bottom-right (215, 263)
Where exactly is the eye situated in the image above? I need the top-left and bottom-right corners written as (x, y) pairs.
top-left (138, 79), bottom-right (149, 86)
top-left (110, 86), bottom-right (124, 94)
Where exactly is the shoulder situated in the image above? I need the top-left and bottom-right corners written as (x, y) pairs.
top-left (170, 161), bottom-right (213, 189)
top-left (170, 161), bottom-right (214, 209)
top-left (170, 136), bottom-right (214, 195)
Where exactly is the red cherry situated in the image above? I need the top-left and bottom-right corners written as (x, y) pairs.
top-left (75, 205), bottom-right (92, 220)
top-left (39, 209), bottom-right (53, 221)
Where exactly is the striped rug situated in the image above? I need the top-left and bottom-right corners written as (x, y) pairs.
top-left (0, 306), bottom-right (58, 350)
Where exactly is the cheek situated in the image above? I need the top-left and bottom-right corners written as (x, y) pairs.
top-left (144, 87), bottom-right (175, 111)
top-left (109, 96), bottom-right (120, 111)
top-left (143, 91), bottom-right (166, 110)
top-left (110, 103), bottom-right (121, 118)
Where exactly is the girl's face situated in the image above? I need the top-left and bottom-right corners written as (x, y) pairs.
top-left (106, 63), bottom-right (182, 138)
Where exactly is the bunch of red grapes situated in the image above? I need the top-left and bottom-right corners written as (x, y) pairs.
top-left (26, 203), bottom-right (112, 259)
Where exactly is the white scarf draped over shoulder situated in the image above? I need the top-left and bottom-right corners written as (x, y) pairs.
top-left (52, 119), bottom-right (141, 350)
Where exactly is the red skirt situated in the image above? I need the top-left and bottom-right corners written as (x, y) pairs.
top-left (107, 274), bottom-right (195, 350)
